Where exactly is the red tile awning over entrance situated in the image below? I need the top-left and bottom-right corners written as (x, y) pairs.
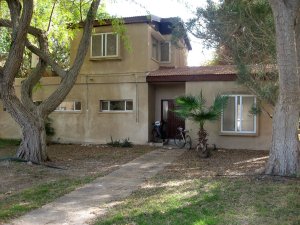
top-left (146, 65), bottom-right (237, 82)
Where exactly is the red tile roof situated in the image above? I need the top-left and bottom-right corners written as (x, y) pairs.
top-left (147, 65), bottom-right (237, 82)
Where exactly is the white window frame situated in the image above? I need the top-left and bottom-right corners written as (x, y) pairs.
top-left (90, 32), bottom-right (119, 58)
top-left (221, 95), bottom-right (257, 134)
top-left (151, 37), bottom-right (159, 61)
top-left (151, 37), bottom-right (171, 63)
top-left (55, 101), bottom-right (82, 112)
top-left (100, 100), bottom-right (133, 112)
top-left (160, 41), bottom-right (171, 63)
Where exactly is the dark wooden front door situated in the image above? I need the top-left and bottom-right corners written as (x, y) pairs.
top-left (161, 100), bottom-right (185, 138)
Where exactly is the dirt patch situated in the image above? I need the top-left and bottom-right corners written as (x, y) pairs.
top-left (0, 144), bottom-right (155, 199)
top-left (160, 148), bottom-right (270, 180)
top-left (0, 145), bottom-right (272, 201)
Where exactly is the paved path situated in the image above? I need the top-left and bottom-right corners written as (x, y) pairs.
top-left (8, 148), bottom-right (185, 225)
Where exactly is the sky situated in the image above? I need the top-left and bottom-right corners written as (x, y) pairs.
top-left (104, 0), bottom-right (215, 66)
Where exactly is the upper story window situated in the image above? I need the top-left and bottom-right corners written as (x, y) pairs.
top-left (55, 101), bottom-right (82, 112)
top-left (152, 37), bottom-right (159, 61)
top-left (91, 33), bottom-right (119, 58)
top-left (160, 42), bottom-right (171, 63)
top-left (221, 95), bottom-right (257, 134)
top-left (151, 37), bottom-right (171, 63)
top-left (100, 100), bottom-right (133, 112)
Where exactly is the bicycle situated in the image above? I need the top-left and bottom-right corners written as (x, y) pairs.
top-left (174, 127), bottom-right (192, 149)
top-left (152, 120), bottom-right (168, 144)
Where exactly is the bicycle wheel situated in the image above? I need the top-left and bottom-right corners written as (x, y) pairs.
top-left (185, 135), bottom-right (192, 150)
top-left (174, 134), bottom-right (185, 148)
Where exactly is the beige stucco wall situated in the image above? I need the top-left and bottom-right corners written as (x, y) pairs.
top-left (0, 75), bottom-right (150, 145)
top-left (70, 23), bottom-right (189, 77)
top-left (186, 81), bottom-right (273, 150)
top-left (71, 23), bottom-right (151, 75)
top-left (0, 101), bottom-right (21, 139)
top-left (148, 85), bottom-right (156, 139)
top-left (0, 79), bottom-right (273, 150)
top-left (0, 22), bottom-right (189, 144)
top-left (147, 32), bottom-right (188, 70)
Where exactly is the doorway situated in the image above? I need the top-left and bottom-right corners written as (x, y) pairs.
top-left (161, 99), bottom-right (185, 138)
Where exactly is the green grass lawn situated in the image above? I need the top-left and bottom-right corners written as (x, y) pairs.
top-left (94, 150), bottom-right (300, 225)
top-left (95, 177), bottom-right (300, 225)
top-left (0, 177), bottom-right (93, 221)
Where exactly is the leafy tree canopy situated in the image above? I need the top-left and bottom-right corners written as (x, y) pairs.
top-left (0, 0), bottom-right (108, 75)
top-left (187, 0), bottom-right (276, 64)
top-left (186, 0), bottom-right (278, 108)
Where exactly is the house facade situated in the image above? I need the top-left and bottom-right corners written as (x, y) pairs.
top-left (0, 15), bottom-right (273, 150)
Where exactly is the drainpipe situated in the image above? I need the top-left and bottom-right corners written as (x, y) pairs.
top-left (85, 75), bottom-right (89, 113)
top-left (85, 75), bottom-right (90, 142)
top-left (135, 73), bottom-right (139, 123)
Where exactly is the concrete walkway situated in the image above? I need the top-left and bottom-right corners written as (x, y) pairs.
top-left (8, 148), bottom-right (185, 225)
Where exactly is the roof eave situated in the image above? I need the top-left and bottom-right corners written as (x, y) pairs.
top-left (146, 74), bottom-right (237, 83)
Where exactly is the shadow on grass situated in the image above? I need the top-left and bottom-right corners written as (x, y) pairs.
top-left (95, 175), bottom-right (300, 225)
top-left (96, 181), bottom-right (223, 225)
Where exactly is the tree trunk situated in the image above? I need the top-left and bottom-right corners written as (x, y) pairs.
top-left (266, 96), bottom-right (299, 175)
top-left (266, 1), bottom-right (300, 176)
top-left (0, 0), bottom-right (101, 163)
top-left (197, 124), bottom-right (209, 158)
top-left (17, 118), bottom-right (48, 162)
top-left (1, 85), bottom-right (49, 162)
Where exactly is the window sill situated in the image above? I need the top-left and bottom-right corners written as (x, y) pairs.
top-left (99, 111), bottom-right (134, 114)
top-left (160, 61), bottom-right (171, 64)
top-left (151, 58), bottom-right (171, 64)
top-left (219, 131), bottom-right (258, 137)
top-left (151, 58), bottom-right (159, 63)
top-left (53, 111), bottom-right (82, 114)
top-left (90, 56), bottom-right (121, 61)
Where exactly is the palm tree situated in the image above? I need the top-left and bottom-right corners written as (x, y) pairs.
top-left (174, 92), bottom-right (228, 157)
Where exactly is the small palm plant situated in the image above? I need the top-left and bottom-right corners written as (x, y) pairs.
top-left (174, 91), bottom-right (228, 157)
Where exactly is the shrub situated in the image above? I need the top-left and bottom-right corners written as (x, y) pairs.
top-left (107, 137), bottom-right (133, 148)
top-left (121, 138), bottom-right (133, 148)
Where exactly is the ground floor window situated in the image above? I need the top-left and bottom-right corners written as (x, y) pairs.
top-left (221, 95), bottom-right (257, 134)
top-left (100, 100), bottom-right (133, 112)
top-left (55, 101), bottom-right (82, 112)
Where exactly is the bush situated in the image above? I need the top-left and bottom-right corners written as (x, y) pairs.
top-left (45, 117), bottom-right (55, 137)
top-left (0, 139), bottom-right (21, 148)
top-left (121, 138), bottom-right (133, 148)
top-left (107, 137), bottom-right (133, 148)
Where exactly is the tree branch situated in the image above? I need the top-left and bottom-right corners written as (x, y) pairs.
top-left (21, 24), bottom-right (49, 112)
top-left (40, 0), bottom-right (102, 115)
top-left (25, 40), bottom-right (67, 78)
top-left (1, 0), bottom-right (41, 128)
top-left (47, 0), bottom-right (58, 32)
top-left (21, 60), bottom-right (47, 112)
top-left (0, 19), bottom-right (67, 78)
top-left (3, 0), bottom-right (33, 85)
top-left (6, 0), bottom-right (21, 31)
top-left (68, 0), bottom-right (101, 75)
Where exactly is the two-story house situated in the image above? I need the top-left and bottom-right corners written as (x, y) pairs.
top-left (0, 15), bottom-right (273, 150)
